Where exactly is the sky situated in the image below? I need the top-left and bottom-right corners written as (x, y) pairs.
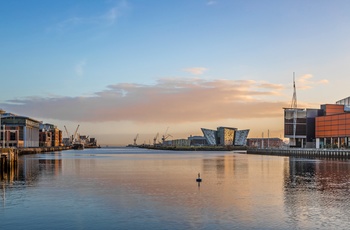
top-left (1, 0), bottom-right (350, 146)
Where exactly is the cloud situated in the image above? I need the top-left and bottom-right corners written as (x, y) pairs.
top-left (183, 67), bottom-right (208, 75)
top-left (297, 74), bottom-right (329, 90)
top-left (0, 78), bottom-right (288, 123)
top-left (48, 1), bottom-right (129, 33)
top-left (75, 60), bottom-right (86, 76)
top-left (206, 1), bottom-right (217, 5)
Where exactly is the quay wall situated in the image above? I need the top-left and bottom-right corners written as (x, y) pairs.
top-left (17, 146), bottom-right (71, 155)
top-left (1, 147), bottom-right (70, 175)
top-left (247, 148), bottom-right (350, 159)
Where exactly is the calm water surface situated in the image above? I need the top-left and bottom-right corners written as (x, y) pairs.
top-left (1, 148), bottom-right (350, 229)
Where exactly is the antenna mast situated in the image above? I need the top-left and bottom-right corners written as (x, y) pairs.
top-left (291, 72), bottom-right (297, 109)
top-left (291, 72), bottom-right (297, 146)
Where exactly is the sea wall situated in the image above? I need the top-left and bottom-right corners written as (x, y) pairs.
top-left (143, 145), bottom-right (247, 151)
top-left (17, 146), bottom-right (71, 155)
top-left (247, 148), bottom-right (350, 159)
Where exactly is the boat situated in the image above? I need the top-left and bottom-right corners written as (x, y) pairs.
top-left (72, 143), bottom-right (84, 150)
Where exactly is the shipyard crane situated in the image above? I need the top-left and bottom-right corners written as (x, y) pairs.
top-left (161, 127), bottom-right (172, 143)
top-left (64, 125), bottom-right (72, 146)
top-left (72, 125), bottom-right (80, 144)
top-left (133, 134), bottom-right (139, 146)
top-left (64, 126), bottom-right (70, 138)
top-left (153, 133), bottom-right (159, 146)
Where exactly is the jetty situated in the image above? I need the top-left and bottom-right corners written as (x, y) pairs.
top-left (1, 148), bottom-right (18, 180)
top-left (247, 148), bottom-right (350, 159)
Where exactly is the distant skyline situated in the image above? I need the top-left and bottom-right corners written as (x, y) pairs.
top-left (1, 0), bottom-right (349, 145)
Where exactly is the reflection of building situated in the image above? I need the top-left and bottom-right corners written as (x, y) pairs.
top-left (0, 113), bottom-right (40, 147)
top-left (201, 127), bottom-right (249, 146)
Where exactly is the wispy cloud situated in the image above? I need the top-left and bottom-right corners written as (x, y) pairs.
top-left (183, 67), bottom-right (208, 75)
top-left (0, 78), bottom-right (288, 123)
top-left (297, 74), bottom-right (329, 90)
top-left (75, 60), bottom-right (86, 76)
top-left (48, 1), bottom-right (129, 33)
top-left (206, 1), bottom-right (218, 6)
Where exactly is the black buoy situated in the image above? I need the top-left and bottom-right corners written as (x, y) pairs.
top-left (196, 173), bottom-right (202, 182)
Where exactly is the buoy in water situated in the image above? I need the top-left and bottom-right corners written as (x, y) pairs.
top-left (196, 173), bottom-right (202, 182)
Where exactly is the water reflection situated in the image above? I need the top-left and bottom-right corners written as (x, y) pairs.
top-left (284, 157), bottom-right (350, 229)
top-left (2, 149), bottom-right (350, 229)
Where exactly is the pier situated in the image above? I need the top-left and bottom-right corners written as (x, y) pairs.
top-left (1, 148), bottom-right (18, 180)
top-left (247, 148), bottom-right (350, 159)
top-left (0, 146), bottom-right (71, 180)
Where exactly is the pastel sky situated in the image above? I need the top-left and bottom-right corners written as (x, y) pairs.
top-left (0, 0), bottom-right (349, 146)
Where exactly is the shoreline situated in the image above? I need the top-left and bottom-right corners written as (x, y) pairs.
top-left (247, 148), bottom-right (350, 159)
top-left (17, 146), bottom-right (71, 155)
top-left (138, 145), bottom-right (248, 151)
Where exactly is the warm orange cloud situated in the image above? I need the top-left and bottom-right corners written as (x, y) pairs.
top-left (1, 78), bottom-right (289, 123)
top-left (297, 74), bottom-right (329, 90)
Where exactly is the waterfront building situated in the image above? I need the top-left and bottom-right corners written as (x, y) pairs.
top-left (315, 103), bottom-right (350, 148)
top-left (40, 123), bottom-right (62, 147)
top-left (39, 131), bottom-right (52, 147)
top-left (246, 138), bottom-right (284, 148)
top-left (284, 96), bottom-right (350, 149)
top-left (172, 139), bottom-right (191, 147)
top-left (187, 135), bottom-right (207, 146)
top-left (201, 127), bottom-right (249, 146)
top-left (283, 108), bottom-right (322, 148)
top-left (0, 112), bottom-right (40, 147)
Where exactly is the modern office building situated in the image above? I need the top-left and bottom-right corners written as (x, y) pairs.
top-left (283, 108), bottom-right (322, 148)
top-left (284, 96), bottom-right (350, 149)
top-left (315, 102), bottom-right (350, 148)
top-left (201, 127), bottom-right (249, 146)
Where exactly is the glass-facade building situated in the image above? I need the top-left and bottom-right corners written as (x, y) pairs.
top-left (201, 127), bottom-right (249, 146)
top-left (284, 108), bottom-right (322, 148)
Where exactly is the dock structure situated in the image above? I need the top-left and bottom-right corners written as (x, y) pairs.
top-left (247, 148), bottom-right (350, 159)
top-left (0, 148), bottom-right (18, 178)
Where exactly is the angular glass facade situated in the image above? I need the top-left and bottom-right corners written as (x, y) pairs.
top-left (234, 129), bottom-right (250, 146)
top-left (201, 128), bottom-right (217, 146)
top-left (201, 127), bottom-right (249, 146)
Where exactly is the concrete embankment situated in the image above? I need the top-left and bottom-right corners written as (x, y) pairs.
top-left (142, 145), bottom-right (247, 151)
top-left (17, 146), bottom-right (71, 155)
top-left (247, 148), bottom-right (350, 159)
top-left (1, 147), bottom-right (71, 175)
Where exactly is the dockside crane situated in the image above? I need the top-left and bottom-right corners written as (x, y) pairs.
top-left (134, 134), bottom-right (139, 146)
top-left (153, 133), bottom-right (159, 146)
top-left (72, 125), bottom-right (80, 144)
top-left (161, 127), bottom-right (172, 144)
top-left (64, 125), bottom-right (72, 145)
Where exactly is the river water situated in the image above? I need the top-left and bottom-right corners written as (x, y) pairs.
top-left (1, 147), bottom-right (350, 229)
